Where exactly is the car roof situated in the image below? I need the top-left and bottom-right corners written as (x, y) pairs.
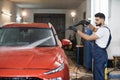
top-left (2, 23), bottom-right (50, 28)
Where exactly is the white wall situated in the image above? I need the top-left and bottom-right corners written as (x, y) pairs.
top-left (90, 0), bottom-right (108, 25)
top-left (0, 0), bottom-right (16, 26)
top-left (107, 0), bottom-right (120, 59)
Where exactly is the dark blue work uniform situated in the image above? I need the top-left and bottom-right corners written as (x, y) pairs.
top-left (93, 27), bottom-right (111, 80)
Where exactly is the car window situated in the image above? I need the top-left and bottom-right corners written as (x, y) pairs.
top-left (0, 27), bottom-right (56, 47)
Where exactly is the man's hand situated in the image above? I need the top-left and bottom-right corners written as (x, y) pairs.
top-left (79, 20), bottom-right (90, 25)
top-left (68, 26), bottom-right (77, 32)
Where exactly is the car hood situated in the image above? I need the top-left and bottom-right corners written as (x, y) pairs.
top-left (0, 46), bottom-right (61, 70)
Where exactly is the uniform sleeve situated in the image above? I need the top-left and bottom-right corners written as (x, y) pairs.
top-left (95, 28), bottom-right (105, 38)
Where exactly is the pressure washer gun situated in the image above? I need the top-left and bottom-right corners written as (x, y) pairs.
top-left (66, 20), bottom-right (90, 32)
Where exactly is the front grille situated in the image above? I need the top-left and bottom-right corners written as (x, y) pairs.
top-left (0, 77), bottom-right (42, 80)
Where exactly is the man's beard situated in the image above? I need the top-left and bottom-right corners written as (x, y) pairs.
top-left (96, 23), bottom-right (102, 26)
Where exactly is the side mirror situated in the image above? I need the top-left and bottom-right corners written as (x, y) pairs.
top-left (62, 39), bottom-right (72, 46)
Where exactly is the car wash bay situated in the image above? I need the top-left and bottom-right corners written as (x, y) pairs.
top-left (1, 0), bottom-right (120, 80)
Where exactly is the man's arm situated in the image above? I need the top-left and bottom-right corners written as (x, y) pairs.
top-left (68, 21), bottom-right (99, 40)
top-left (77, 30), bottom-right (99, 41)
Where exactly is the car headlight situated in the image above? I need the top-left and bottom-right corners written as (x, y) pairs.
top-left (44, 63), bottom-right (64, 75)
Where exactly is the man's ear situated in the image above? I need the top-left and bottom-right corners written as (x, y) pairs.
top-left (101, 18), bottom-right (105, 23)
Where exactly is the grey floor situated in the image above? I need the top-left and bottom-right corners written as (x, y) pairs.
top-left (65, 50), bottom-right (93, 80)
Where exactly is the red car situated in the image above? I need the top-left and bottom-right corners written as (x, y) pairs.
top-left (0, 23), bottom-right (71, 80)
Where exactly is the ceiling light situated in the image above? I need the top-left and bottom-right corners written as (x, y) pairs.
top-left (70, 11), bottom-right (76, 18)
top-left (21, 10), bottom-right (27, 17)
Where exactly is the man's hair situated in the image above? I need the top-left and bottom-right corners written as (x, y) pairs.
top-left (95, 12), bottom-right (105, 20)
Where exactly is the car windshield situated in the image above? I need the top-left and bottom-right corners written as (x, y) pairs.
top-left (0, 27), bottom-right (57, 47)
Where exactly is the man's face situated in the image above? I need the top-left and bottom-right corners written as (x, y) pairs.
top-left (95, 17), bottom-right (104, 26)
